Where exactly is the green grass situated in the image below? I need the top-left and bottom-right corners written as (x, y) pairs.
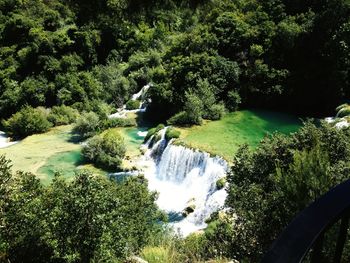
top-left (177, 109), bottom-right (302, 161)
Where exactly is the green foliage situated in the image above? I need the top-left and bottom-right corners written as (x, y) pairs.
top-left (336, 104), bottom-right (350, 117)
top-left (165, 127), bottom-right (181, 141)
top-left (168, 93), bottom-right (203, 126)
top-left (218, 121), bottom-right (350, 262)
top-left (216, 177), bottom-right (226, 190)
top-left (73, 111), bottom-right (100, 139)
top-left (167, 111), bottom-right (192, 126)
top-left (140, 246), bottom-right (172, 263)
top-left (48, 105), bottom-right (79, 126)
top-left (0, 0), bottom-right (348, 122)
top-left (126, 99), bottom-right (141, 110)
top-left (205, 103), bottom-right (226, 121)
top-left (102, 117), bottom-right (136, 129)
top-left (3, 106), bottom-right (52, 138)
top-left (0, 158), bottom-right (162, 262)
top-left (82, 129), bottom-right (126, 170)
top-left (144, 124), bottom-right (165, 142)
top-left (226, 90), bottom-right (241, 112)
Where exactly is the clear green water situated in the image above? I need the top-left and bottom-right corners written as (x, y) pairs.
top-left (38, 150), bottom-right (83, 183)
top-left (181, 109), bottom-right (302, 161)
top-left (37, 111), bottom-right (302, 180)
top-left (38, 127), bottom-right (148, 182)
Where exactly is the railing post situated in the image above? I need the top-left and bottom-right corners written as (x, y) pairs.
top-left (333, 214), bottom-right (349, 263)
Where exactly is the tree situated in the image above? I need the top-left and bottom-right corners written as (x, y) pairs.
top-left (219, 122), bottom-right (350, 262)
top-left (82, 129), bottom-right (126, 170)
top-left (0, 156), bottom-right (163, 262)
top-left (73, 111), bottom-right (100, 139)
top-left (3, 106), bottom-right (52, 138)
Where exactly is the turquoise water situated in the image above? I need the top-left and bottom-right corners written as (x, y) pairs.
top-left (38, 150), bottom-right (83, 182)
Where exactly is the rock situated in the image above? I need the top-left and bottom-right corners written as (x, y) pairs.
top-left (182, 198), bottom-right (196, 217)
top-left (216, 177), bottom-right (226, 190)
top-left (127, 256), bottom-right (148, 263)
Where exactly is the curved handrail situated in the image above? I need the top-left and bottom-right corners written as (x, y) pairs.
top-left (261, 179), bottom-right (350, 263)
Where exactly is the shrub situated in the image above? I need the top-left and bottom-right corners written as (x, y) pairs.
top-left (73, 111), bottom-right (100, 139)
top-left (102, 117), bottom-right (136, 129)
top-left (140, 246), bottom-right (171, 263)
top-left (184, 93), bottom-right (203, 125)
top-left (126, 99), bottom-right (141, 110)
top-left (144, 124), bottom-right (165, 142)
top-left (226, 90), bottom-right (241, 112)
top-left (48, 105), bottom-right (80, 126)
top-left (167, 111), bottom-right (190, 126)
top-left (93, 101), bottom-right (115, 119)
top-left (204, 103), bottom-right (226, 120)
top-left (165, 127), bottom-right (181, 141)
top-left (82, 129), bottom-right (126, 170)
top-left (3, 106), bottom-right (52, 138)
top-left (216, 177), bottom-right (226, 190)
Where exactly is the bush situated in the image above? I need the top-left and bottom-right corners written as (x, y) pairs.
top-left (216, 177), bottom-right (226, 190)
top-left (93, 101), bottom-right (115, 119)
top-left (126, 99), bottom-right (141, 110)
top-left (73, 111), bottom-right (100, 139)
top-left (204, 103), bottom-right (226, 120)
top-left (144, 124), bottom-right (165, 142)
top-left (165, 127), bottom-right (181, 141)
top-left (3, 106), bottom-right (52, 138)
top-left (226, 90), bottom-right (241, 112)
top-left (102, 117), bottom-right (136, 129)
top-left (48, 105), bottom-right (80, 126)
top-left (140, 246), bottom-right (172, 263)
top-left (82, 129), bottom-right (126, 170)
top-left (0, 162), bottom-right (162, 262)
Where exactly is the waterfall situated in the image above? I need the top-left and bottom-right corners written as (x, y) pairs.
top-left (109, 84), bottom-right (151, 119)
top-left (0, 131), bottom-right (18, 148)
top-left (140, 128), bottom-right (228, 236)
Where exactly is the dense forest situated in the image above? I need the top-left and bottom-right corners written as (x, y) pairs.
top-left (1, 0), bottom-right (350, 262)
top-left (1, 0), bottom-right (350, 124)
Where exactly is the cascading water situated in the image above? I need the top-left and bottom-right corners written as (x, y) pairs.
top-left (139, 128), bottom-right (228, 236)
top-left (0, 131), bottom-right (18, 148)
top-left (109, 84), bottom-right (151, 119)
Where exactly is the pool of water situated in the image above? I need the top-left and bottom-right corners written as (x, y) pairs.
top-left (181, 109), bottom-right (303, 160)
top-left (38, 150), bottom-right (83, 182)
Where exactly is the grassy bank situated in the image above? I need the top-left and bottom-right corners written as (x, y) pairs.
top-left (177, 110), bottom-right (302, 161)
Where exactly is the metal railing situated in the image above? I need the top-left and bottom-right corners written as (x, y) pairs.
top-left (261, 179), bottom-right (350, 263)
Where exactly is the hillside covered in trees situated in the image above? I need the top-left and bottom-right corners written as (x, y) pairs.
top-left (1, 0), bottom-right (349, 124)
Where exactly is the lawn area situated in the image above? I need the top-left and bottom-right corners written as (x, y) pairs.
top-left (177, 109), bottom-right (302, 161)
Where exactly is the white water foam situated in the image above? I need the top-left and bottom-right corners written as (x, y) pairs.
top-left (109, 84), bottom-right (151, 119)
top-left (0, 131), bottom-right (18, 149)
top-left (139, 128), bottom-right (228, 236)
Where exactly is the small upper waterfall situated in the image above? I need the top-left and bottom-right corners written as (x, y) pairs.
top-left (109, 84), bottom-right (151, 119)
top-left (139, 127), bottom-right (228, 236)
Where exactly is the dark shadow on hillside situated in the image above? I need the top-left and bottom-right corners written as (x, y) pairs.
top-left (136, 111), bottom-right (156, 128)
